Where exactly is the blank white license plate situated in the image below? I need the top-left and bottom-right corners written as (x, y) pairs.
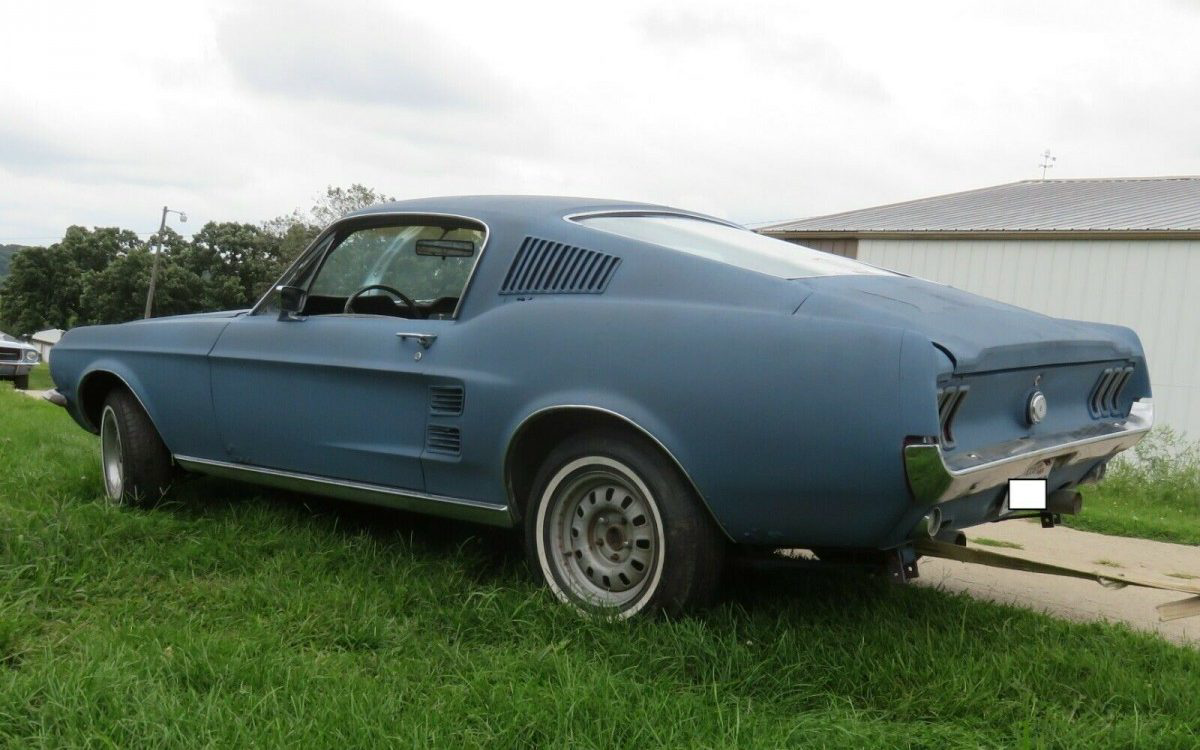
top-left (1008, 478), bottom-right (1047, 510)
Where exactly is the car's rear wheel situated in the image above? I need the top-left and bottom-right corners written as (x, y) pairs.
top-left (100, 389), bottom-right (174, 504)
top-left (526, 429), bottom-right (724, 617)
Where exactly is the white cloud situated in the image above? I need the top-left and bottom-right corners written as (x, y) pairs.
top-left (215, 0), bottom-right (512, 110)
top-left (1, 0), bottom-right (1199, 243)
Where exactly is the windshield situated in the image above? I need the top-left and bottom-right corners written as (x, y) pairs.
top-left (576, 214), bottom-right (892, 279)
top-left (309, 224), bottom-right (482, 300)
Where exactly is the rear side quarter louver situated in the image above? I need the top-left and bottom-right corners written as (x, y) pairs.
top-left (500, 237), bottom-right (620, 295)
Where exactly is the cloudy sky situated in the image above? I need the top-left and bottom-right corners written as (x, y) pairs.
top-left (2, 0), bottom-right (1198, 244)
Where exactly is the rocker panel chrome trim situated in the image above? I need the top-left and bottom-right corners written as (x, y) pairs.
top-left (173, 455), bottom-right (513, 527)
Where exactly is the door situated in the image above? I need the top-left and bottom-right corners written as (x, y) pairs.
top-left (207, 216), bottom-right (485, 491)
top-left (208, 313), bottom-right (433, 490)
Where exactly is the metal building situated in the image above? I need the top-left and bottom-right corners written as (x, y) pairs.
top-left (761, 177), bottom-right (1200, 439)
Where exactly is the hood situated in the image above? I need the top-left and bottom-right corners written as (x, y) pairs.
top-left (133, 309), bottom-right (251, 323)
top-left (795, 275), bottom-right (1141, 373)
top-left (0, 336), bottom-right (36, 352)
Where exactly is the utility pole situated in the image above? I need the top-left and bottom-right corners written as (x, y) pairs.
top-left (1038, 149), bottom-right (1056, 180)
top-left (143, 206), bottom-right (187, 319)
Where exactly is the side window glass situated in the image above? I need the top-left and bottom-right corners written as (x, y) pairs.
top-left (303, 221), bottom-right (484, 317)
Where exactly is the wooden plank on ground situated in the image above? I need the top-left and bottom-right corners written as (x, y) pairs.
top-left (915, 539), bottom-right (1200, 621)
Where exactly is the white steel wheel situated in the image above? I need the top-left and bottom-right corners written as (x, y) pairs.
top-left (525, 429), bottom-right (725, 618)
top-left (537, 456), bottom-right (666, 616)
top-left (100, 405), bottom-right (125, 501)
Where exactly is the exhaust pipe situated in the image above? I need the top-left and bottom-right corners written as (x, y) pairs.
top-left (1047, 488), bottom-right (1082, 516)
top-left (934, 527), bottom-right (967, 546)
top-left (913, 506), bottom-right (943, 539)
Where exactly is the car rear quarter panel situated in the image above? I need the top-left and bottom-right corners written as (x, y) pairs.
top-left (442, 292), bottom-right (942, 548)
top-left (427, 214), bottom-right (947, 548)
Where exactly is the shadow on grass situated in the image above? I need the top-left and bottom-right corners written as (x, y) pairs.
top-left (161, 474), bottom-right (525, 569)
top-left (152, 473), bottom-right (895, 623)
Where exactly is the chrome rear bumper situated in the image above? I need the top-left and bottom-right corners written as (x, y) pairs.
top-left (43, 389), bottom-right (67, 407)
top-left (904, 399), bottom-right (1153, 505)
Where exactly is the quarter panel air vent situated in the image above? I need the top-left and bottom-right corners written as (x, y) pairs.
top-left (429, 385), bottom-right (465, 416)
top-left (1089, 366), bottom-right (1134, 418)
top-left (426, 425), bottom-right (462, 456)
top-left (500, 237), bottom-right (620, 295)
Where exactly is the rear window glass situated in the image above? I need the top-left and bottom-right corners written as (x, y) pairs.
top-left (575, 214), bottom-right (892, 279)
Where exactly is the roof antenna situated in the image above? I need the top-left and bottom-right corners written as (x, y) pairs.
top-left (1038, 149), bottom-right (1056, 180)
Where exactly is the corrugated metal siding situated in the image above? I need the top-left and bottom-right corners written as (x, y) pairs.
top-left (858, 238), bottom-right (1200, 439)
top-left (791, 239), bottom-right (858, 258)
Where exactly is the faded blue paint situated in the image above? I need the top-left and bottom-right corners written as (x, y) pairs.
top-left (50, 196), bottom-right (1151, 549)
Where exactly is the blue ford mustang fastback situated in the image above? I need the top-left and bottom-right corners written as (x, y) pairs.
top-left (47, 196), bottom-right (1153, 616)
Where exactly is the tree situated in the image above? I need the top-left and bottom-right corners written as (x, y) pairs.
top-left (262, 184), bottom-right (396, 268)
top-left (59, 225), bottom-right (140, 273)
top-left (0, 227), bottom-right (146, 333)
top-left (0, 244), bottom-right (24, 283)
top-left (77, 247), bottom-right (203, 325)
top-left (0, 245), bottom-right (60, 334)
top-left (181, 221), bottom-right (290, 309)
top-left (308, 184), bottom-right (396, 227)
top-left (71, 227), bottom-right (196, 325)
top-left (0, 185), bottom-right (395, 333)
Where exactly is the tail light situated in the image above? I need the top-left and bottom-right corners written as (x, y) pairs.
top-left (936, 385), bottom-right (968, 448)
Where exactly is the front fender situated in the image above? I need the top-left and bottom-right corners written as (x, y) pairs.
top-left (49, 317), bottom-right (235, 459)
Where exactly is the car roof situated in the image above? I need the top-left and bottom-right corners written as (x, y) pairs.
top-left (347, 195), bottom-right (736, 227)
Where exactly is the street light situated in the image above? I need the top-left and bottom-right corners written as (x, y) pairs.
top-left (143, 206), bottom-right (188, 319)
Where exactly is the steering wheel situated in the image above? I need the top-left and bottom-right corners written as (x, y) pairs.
top-left (343, 284), bottom-right (421, 318)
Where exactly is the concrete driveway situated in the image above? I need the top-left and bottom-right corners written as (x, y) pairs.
top-left (918, 520), bottom-right (1200, 646)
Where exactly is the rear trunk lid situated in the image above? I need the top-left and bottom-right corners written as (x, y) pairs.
top-left (795, 275), bottom-right (1141, 373)
top-left (796, 274), bottom-right (1149, 458)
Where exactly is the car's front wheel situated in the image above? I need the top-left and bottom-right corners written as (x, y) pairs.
top-left (100, 388), bottom-right (174, 504)
top-left (13, 374), bottom-right (29, 390)
top-left (526, 429), bottom-right (724, 617)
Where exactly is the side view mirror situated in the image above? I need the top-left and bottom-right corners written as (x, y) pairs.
top-left (278, 285), bottom-right (306, 317)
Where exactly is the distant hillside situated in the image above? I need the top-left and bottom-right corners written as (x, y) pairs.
top-left (0, 245), bottom-right (25, 282)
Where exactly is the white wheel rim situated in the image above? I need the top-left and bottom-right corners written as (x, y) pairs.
top-left (100, 405), bottom-right (124, 500)
top-left (536, 456), bottom-right (666, 617)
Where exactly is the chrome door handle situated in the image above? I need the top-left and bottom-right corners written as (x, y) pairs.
top-left (396, 332), bottom-right (438, 349)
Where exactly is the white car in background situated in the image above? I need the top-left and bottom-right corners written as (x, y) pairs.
top-left (0, 332), bottom-right (39, 389)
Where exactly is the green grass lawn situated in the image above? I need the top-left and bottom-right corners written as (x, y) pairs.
top-left (1068, 429), bottom-right (1200, 546)
top-left (24, 363), bottom-right (53, 391)
top-left (2, 390), bottom-right (1199, 747)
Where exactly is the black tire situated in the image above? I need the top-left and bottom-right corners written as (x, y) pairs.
top-left (525, 428), bottom-right (725, 617)
top-left (13, 374), bottom-right (29, 390)
top-left (99, 388), bottom-right (174, 505)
